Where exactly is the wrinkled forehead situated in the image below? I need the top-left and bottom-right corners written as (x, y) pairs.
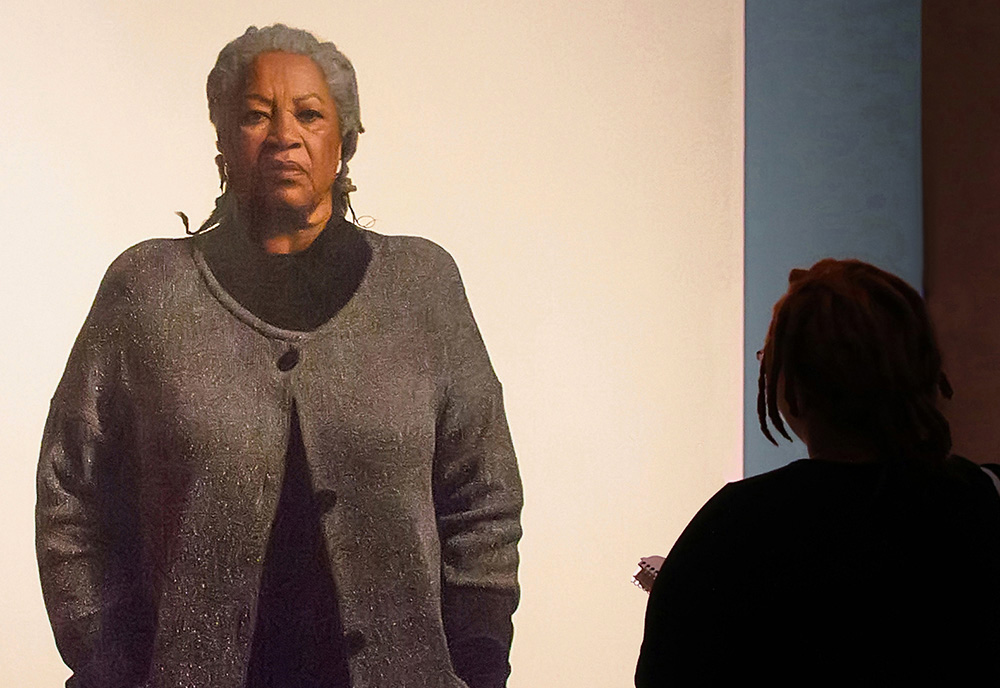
top-left (240, 51), bottom-right (331, 96)
top-left (230, 54), bottom-right (334, 125)
top-left (216, 51), bottom-right (333, 133)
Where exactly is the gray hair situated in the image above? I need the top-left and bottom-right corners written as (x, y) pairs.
top-left (198, 24), bottom-right (363, 230)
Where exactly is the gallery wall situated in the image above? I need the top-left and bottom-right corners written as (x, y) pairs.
top-left (0, 2), bottom-right (744, 686)
top-left (923, 0), bottom-right (1000, 466)
top-left (744, 0), bottom-right (923, 476)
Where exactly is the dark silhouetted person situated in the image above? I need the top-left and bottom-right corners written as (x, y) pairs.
top-left (636, 259), bottom-right (1000, 685)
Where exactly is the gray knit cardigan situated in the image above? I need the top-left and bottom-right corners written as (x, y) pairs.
top-left (36, 230), bottom-right (523, 688)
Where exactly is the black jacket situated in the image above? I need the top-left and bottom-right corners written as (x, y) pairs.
top-left (636, 456), bottom-right (1000, 685)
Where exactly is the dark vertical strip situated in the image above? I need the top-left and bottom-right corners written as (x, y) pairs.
top-left (745, 0), bottom-right (923, 476)
top-left (246, 403), bottom-right (351, 688)
top-left (923, 0), bottom-right (1000, 464)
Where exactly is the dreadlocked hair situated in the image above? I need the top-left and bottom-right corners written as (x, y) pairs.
top-left (757, 259), bottom-right (953, 466)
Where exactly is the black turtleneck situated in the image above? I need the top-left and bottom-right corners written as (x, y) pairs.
top-left (198, 215), bottom-right (371, 331)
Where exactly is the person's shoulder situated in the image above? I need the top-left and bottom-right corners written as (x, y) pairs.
top-left (938, 455), bottom-right (1000, 514)
top-left (363, 229), bottom-right (457, 268)
top-left (95, 237), bottom-right (194, 305)
top-left (69, 238), bottom-right (193, 337)
top-left (945, 454), bottom-right (1000, 480)
top-left (104, 237), bottom-right (192, 280)
top-left (683, 460), bottom-right (843, 536)
top-left (706, 460), bottom-right (812, 506)
top-left (361, 229), bottom-right (465, 293)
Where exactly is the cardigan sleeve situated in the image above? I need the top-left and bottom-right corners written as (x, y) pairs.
top-left (36, 252), bottom-right (153, 687)
top-left (429, 250), bottom-right (523, 688)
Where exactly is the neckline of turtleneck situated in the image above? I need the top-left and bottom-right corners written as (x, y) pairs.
top-left (197, 214), bottom-right (372, 332)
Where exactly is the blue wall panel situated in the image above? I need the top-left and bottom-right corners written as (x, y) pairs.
top-left (744, 0), bottom-right (923, 476)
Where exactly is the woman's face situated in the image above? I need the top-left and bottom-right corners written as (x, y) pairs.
top-left (221, 51), bottom-right (342, 221)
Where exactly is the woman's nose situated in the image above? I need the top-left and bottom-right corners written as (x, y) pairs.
top-left (268, 110), bottom-right (301, 148)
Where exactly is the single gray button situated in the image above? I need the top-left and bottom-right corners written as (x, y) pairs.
top-left (277, 347), bottom-right (299, 371)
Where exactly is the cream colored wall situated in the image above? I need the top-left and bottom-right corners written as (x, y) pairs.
top-left (0, 2), bottom-right (744, 686)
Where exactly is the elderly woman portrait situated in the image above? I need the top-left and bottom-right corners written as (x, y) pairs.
top-left (36, 24), bottom-right (522, 688)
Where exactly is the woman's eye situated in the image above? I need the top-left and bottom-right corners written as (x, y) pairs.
top-left (298, 109), bottom-right (323, 123)
top-left (240, 111), bottom-right (268, 126)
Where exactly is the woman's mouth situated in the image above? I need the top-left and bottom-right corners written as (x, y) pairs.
top-left (262, 160), bottom-right (306, 178)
